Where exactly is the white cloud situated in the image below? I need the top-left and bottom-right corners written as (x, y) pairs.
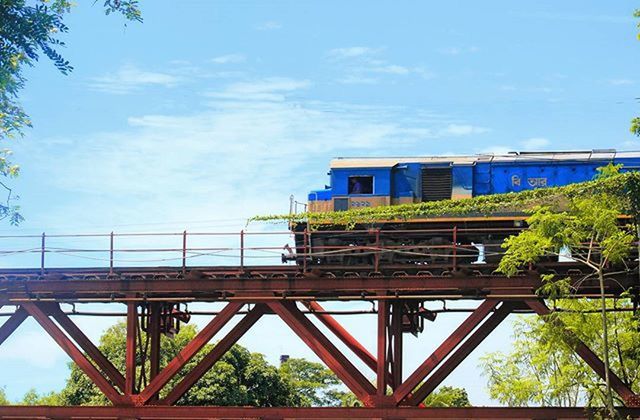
top-left (21, 77), bottom-right (490, 233)
top-left (438, 46), bottom-right (480, 56)
top-left (608, 79), bottom-right (635, 86)
top-left (371, 64), bottom-right (411, 75)
top-left (439, 124), bottom-right (490, 136)
top-left (256, 21), bottom-right (282, 30)
top-left (521, 137), bottom-right (551, 150)
top-left (89, 64), bottom-right (182, 94)
top-left (328, 46), bottom-right (434, 84)
top-left (327, 47), bottom-right (380, 59)
top-left (338, 75), bottom-right (379, 85)
top-left (205, 77), bottom-right (311, 101)
top-left (210, 54), bottom-right (246, 64)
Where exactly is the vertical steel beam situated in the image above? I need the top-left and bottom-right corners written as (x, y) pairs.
top-left (406, 302), bottom-right (513, 405)
top-left (374, 229), bottom-right (380, 272)
top-left (377, 300), bottom-right (389, 398)
top-left (46, 303), bottom-right (126, 392)
top-left (268, 301), bottom-right (376, 405)
top-left (21, 302), bottom-right (127, 405)
top-left (161, 304), bottom-right (267, 405)
top-left (393, 299), bottom-right (500, 404)
top-left (390, 301), bottom-right (403, 389)
top-left (136, 302), bottom-right (243, 405)
top-left (526, 299), bottom-right (639, 406)
top-left (0, 307), bottom-right (27, 346)
top-left (149, 303), bottom-right (161, 382)
top-left (125, 302), bottom-right (137, 396)
top-left (452, 226), bottom-right (458, 271)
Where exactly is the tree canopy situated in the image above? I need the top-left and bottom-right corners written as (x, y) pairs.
top-left (59, 321), bottom-right (299, 406)
top-left (6, 320), bottom-right (348, 407)
top-left (279, 357), bottom-right (346, 407)
top-left (423, 386), bottom-right (471, 407)
top-left (481, 299), bottom-right (640, 408)
top-left (254, 171), bottom-right (640, 228)
top-left (494, 166), bottom-right (637, 417)
top-left (339, 386), bottom-right (471, 408)
top-left (0, 388), bottom-right (9, 405)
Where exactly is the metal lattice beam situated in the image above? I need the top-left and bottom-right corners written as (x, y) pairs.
top-left (161, 304), bottom-right (267, 405)
top-left (21, 302), bottom-right (128, 405)
top-left (135, 302), bottom-right (243, 404)
top-left (393, 299), bottom-right (500, 404)
top-left (268, 301), bottom-right (377, 405)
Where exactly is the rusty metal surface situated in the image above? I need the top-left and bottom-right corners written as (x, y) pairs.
top-left (0, 267), bottom-right (635, 304)
top-left (0, 405), bottom-right (638, 419)
top-left (0, 227), bottom-right (637, 418)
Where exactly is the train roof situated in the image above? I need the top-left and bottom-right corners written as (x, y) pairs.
top-left (330, 150), bottom-right (640, 169)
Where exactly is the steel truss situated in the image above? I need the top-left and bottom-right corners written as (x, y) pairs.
top-left (0, 266), bottom-right (637, 419)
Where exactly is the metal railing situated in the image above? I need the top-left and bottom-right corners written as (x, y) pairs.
top-left (0, 230), bottom-right (294, 272)
top-left (0, 226), bottom-right (632, 273)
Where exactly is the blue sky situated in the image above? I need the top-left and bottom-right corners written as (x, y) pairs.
top-left (0, 0), bottom-right (638, 405)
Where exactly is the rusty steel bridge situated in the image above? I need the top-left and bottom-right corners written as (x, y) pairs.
top-left (0, 228), bottom-right (637, 419)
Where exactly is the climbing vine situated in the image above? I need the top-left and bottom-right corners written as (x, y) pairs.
top-left (251, 172), bottom-right (640, 229)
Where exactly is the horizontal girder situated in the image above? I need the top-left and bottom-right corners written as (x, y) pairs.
top-left (0, 266), bottom-right (635, 303)
top-left (0, 405), bottom-right (639, 419)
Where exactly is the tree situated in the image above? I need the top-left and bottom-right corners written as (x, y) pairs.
top-left (481, 300), bottom-right (640, 408)
top-left (279, 358), bottom-right (344, 407)
top-left (338, 386), bottom-right (471, 408)
top-left (0, 0), bottom-right (142, 224)
top-left (0, 388), bottom-right (9, 405)
top-left (497, 170), bottom-right (635, 417)
top-left (19, 388), bottom-right (64, 405)
top-left (59, 321), bottom-right (298, 406)
top-left (423, 386), bottom-right (471, 407)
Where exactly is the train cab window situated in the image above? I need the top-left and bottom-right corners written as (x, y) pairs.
top-left (348, 176), bottom-right (374, 194)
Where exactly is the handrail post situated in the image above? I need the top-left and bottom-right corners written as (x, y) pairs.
top-left (109, 232), bottom-right (114, 275)
top-left (182, 230), bottom-right (187, 274)
top-left (240, 230), bottom-right (245, 271)
top-left (303, 228), bottom-right (308, 272)
top-left (374, 228), bottom-right (381, 272)
top-left (40, 232), bottom-right (46, 275)
top-left (452, 226), bottom-right (458, 272)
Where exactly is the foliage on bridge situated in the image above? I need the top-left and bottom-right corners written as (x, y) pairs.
top-left (253, 171), bottom-right (640, 228)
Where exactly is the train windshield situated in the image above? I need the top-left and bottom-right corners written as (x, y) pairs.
top-left (348, 176), bottom-right (373, 194)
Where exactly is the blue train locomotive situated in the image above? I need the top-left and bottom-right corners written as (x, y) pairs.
top-left (288, 150), bottom-right (640, 275)
top-left (307, 150), bottom-right (640, 213)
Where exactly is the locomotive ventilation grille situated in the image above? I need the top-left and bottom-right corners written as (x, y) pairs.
top-left (421, 167), bottom-right (453, 202)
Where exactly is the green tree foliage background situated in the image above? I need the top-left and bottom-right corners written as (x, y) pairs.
top-left (492, 165), bottom-right (639, 416)
top-left (2, 320), bottom-right (472, 408)
top-left (422, 386), bottom-right (471, 407)
top-left (5, 321), bottom-right (350, 407)
top-left (337, 386), bottom-right (471, 408)
top-left (481, 300), bottom-right (640, 407)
